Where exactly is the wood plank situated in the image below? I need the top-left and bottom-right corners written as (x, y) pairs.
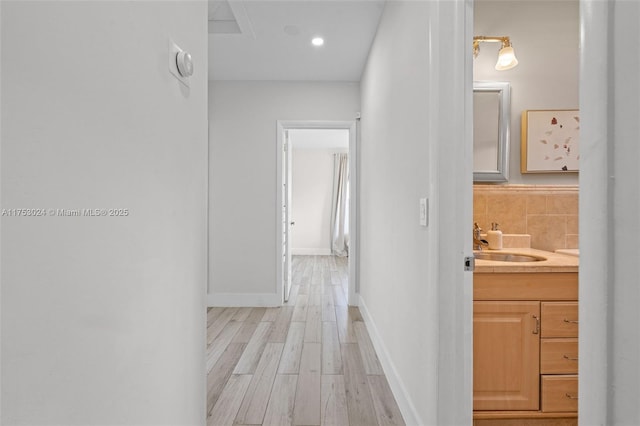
top-left (322, 293), bottom-right (336, 322)
top-left (270, 306), bottom-right (295, 342)
top-left (298, 283), bottom-right (310, 296)
top-left (302, 256), bottom-right (315, 279)
top-left (262, 307), bottom-right (281, 322)
top-left (206, 343), bottom-right (246, 415)
top-left (207, 307), bottom-right (226, 327)
top-left (320, 258), bottom-right (332, 286)
top-left (278, 322), bottom-right (305, 374)
top-left (332, 285), bottom-right (347, 307)
top-left (293, 343), bottom-right (321, 425)
top-left (207, 320), bottom-right (242, 373)
top-left (287, 284), bottom-right (300, 306)
top-left (235, 343), bottom-right (284, 425)
top-left (292, 256), bottom-right (304, 285)
top-left (292, 294), bottom-right (309, 322)
top-left (232, 307), bottom-right (267, 343)
top-left (207, 307), bottom-right (238, 345)
top-left (322, 321), bottom-right (343, 375)
top-left (233, 322), bottom-right (272, 374)
top-left (335, 308), bottom-right (357, 344)
top-left (311, 258), bottom-right (322, 286)
top-left (367, 375), bottom-right (405, 426)
top-left (348, 307), bottom-right (364, 322)
top-left (321, 375), bottom-right (349, 426)
top-left (263, 375), bottom-right (298, 426)
top-left (327, 255), bottom-right (337, 271)
top-left (305, 305), bottom-right (322, 343)
top-left (341, 343), bottom-right (378, 426)
top-left (308, 289), bottom-right (322, 306)
top-left (354, 322), bottom-right (384, 375)
top-left (207, 374), bottom-right (252, 426)
top-left (232, 307), bottom-right (253, 321)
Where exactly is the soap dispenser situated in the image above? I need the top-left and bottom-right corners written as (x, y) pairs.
top-left (487, 222), bottom-right (503, 250)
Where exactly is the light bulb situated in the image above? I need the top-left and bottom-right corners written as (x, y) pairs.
top-left (311, 37), bottom-right (324, 47)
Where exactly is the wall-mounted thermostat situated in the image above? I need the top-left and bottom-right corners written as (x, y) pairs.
top-left (169, 39), bottom-right (193, 87)
top-left (176, 51), bottom-right (194, 78)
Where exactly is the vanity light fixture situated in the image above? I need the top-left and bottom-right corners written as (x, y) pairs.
top-left (473, 36), bottom-right (519, 71)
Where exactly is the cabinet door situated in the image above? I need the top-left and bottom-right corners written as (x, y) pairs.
top-left (474, 301), bottom-right (540, 411)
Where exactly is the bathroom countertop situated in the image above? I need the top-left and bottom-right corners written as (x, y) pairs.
top-left (555, 248), bottom-right (579, 257)
top-left (474, 247), bottom-right (579, 273)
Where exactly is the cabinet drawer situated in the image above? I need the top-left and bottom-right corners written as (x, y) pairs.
top-left (541, 375), bottom-right (578, 412)
top-left (541, 302), bottom-right (578, 337)
top-left (541, 338), bottom-right (578, 374)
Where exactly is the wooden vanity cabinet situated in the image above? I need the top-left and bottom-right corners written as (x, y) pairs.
top-left (474, 272), bottom-right (578, 422)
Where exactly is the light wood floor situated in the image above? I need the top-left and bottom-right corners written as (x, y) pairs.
top-left (206, 255), bottom-right (405, 426)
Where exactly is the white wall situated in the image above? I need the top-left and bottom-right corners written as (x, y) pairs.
top-left (1, 2), bottom-right (208, 424)
top-left (474, 0), bottom-right (579, 185)
top-left (208, 81), bottom-right (359, 305)
top-left (359, 1), bottom-right (473, 424)
top-left (290, 149), bottom-right (337, 255)
top-left (359, 2), bottom-right (437, 424)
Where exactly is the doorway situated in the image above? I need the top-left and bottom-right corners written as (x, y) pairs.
top-left (276, 121), bottom-right (358, 306)
top-left (471, 0), bottom-right (581, 421)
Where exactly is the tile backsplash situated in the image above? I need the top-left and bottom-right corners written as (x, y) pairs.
top-left (474, 185), bottom-right (578, 252)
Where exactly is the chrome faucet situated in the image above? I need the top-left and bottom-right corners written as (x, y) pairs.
top-left (473, 222), bottom-right (489, 250)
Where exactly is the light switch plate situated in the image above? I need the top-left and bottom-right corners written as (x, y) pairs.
top-left (420, 198), bottom-right (428, 227)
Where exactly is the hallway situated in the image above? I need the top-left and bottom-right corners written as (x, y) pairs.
top-left (206, 255), bottom-right (405, 426)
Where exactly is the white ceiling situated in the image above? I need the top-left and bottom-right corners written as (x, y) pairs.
top-left (208, 0), bottom-right (385, 81)
top-left (289, 129), bottom-right (349, 150)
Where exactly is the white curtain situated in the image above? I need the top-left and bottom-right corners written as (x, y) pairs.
top-left (330, 153), bottom-right (349, 257)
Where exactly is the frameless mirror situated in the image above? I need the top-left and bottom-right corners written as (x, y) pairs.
top-left (474, 81), bottom-right (510, 182)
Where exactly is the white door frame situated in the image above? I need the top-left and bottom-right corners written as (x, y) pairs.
top-left (432, 0), bottom-right (474, 423)
top-left (276, 120), bottom-right (358, 306)
top-left (578, 1), bottom-right (640, 422)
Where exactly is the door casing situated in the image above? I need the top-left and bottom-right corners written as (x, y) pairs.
top-left (276, 120), bottom-right (358, 305)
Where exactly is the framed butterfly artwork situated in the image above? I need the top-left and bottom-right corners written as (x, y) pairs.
top-left (521, 109), bottom-right (580, 173)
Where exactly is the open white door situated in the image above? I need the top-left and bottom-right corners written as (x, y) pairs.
top-left (282, 130), bottom-right (293, 302)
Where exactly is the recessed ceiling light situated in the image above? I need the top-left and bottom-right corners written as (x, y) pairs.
top-left (311, 37), bottom-right (324, 47)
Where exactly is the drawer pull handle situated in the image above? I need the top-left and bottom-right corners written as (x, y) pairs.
top-left (563, 354), bottom-right (579, 361)
top-left (565, 393), bottom-right (579, 400)
top-left (533, 315), bottom-right (540, 334)
top-left (564, 318), bottom-right (579, 324)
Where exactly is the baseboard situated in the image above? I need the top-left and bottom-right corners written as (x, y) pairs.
top-left (207, 292), bottom-right (281, 307)
top-left (291, 248), bottom-right (332, 256)
top-left (358, 295), bottom-right (423, 426)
